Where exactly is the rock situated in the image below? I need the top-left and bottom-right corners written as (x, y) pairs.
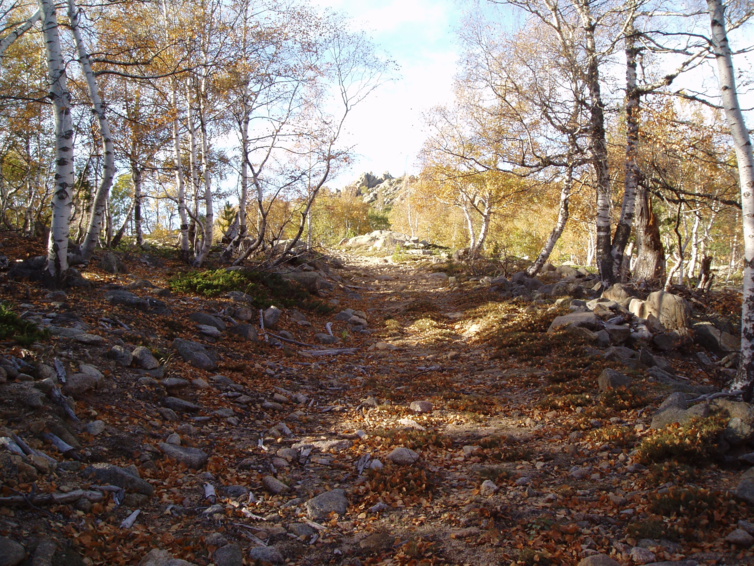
top-left (0, 536), bottom-right (25, 566)
top-left (206, 533), bottom-right (228, 547)
top-left (30, 538), bottom-right (56, 566)
top-left (189, 312), bottom-right (226, 331)
top-left (598, 368), bottom-right (632, 391)
top-left (603, 323), bottom-right (630, 344)
top-left (248, 546), bottom-right (283, 564)
top-left (75, 333), bottom-right (106, 345)
top-left (410, 400), bottom-right (433, 413)
top-left (107, 345), bottom-right (134, 366)
top-left (99, 252), bottom-right (127, 274)
top-left (213, 544), bottom-right (243, 566)
top-left (651, 403), bottom-right (710, 430)
top-left (282, 271), bottom-right (335, 296)
top-left (315, 333), bottom-right (340, 344)
top-left (629, 547), bottom-right (656, 564)
top-left (86, 420), bottom-right (106, 435)
top-left (387, 447), bottom-right (420, 465)
top-left (359, 531), bottom-right (395, 554)
top-left (6, 383), bottom-right (45, 409)
top-left (577, 555), bottom-right (621, 566)
top-left (62, 372), bottom-right (103, 398)
top-left (84, 463), bottom-right (154, 496)
top-left (652, 332), bottom-right (681, 352)
top-left (480, 480), bottom-right (498, 496)
top-left (726, 528), bottom-right (754, 546)
top-left (197, 324), bottom-right (222, 338)
top-left (106, 290), bottom-right (169, 314)
top-left (262, 475), bottom-right (290, 494)
top-left (548, 312), bottom-right (602, 333)
top-left (735, 467), bottom-right (754, 504)
top-left (263, 306), bottom-right (283, 329)
top-left (694, 322), bottom-right (740, 353)
top-left (602, 283), bottom-right (634, 307)
top-left (159, 443), bottom-right (208, 469)
top-left (139, 549), bottom-right (197, 566)
top-left (228, 324), bottom-right (258, 341)
top-left (646, 291), bottom-right (691, 333)
top-left (162, 378), bottom-right (190, 390)
top-left (427, 272), bottom-right (449, 285)
top-left (305, 489), bottom-right (348, 520)
top-left (173, 338), bottom-right (218, 370)
top-left (132, 346), bottom-right (160, 370)
top-left (162, 397), bottom-right (202, 412)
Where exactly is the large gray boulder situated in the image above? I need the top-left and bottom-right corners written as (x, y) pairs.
top-left (173, 338), bottom-right (218, 370)
top-left (305, 489), bottom-right (349, 520)
top-left (694, 322), bottom-right (740, 353)
top-left (646, 291), bottom-right (691, 333)
top-left (548, 312), bottom-right (602, 333)
top-left (84, 463), bottom-right (154, 496)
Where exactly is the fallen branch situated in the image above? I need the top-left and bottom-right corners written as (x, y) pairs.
top-left (47, 385), bottom-right (79, 422)
top-left (42, 432), bottom-right (78, 458)
top-left (266, 332), bottom-right (314, 348)
top-left (0, 489), bottom-right (104, 507)
top-left (300, 348), bottom-right (358, 357)
top-left (688, 390), bottom-right (743, 403)
top-left (54, 358), bottom-right (67, 384)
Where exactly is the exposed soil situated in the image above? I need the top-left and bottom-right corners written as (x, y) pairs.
top-left (0, 235), bottom-right (752, 565)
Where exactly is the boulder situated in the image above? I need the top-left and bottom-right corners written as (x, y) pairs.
top-left (132, 346), bottom-right (160, 370)
top-left (173, 338), bottom-right (218, 370)
top-left (602, 283), bottom-right (634, 307)
top-left (388, 447), bottom-right (420, 465)
top-left (305, 489), bottom-right (348, 520)
top-left (598, 368), bottom-right (632, 391)
top-left (263, 306), bottom-right (283, 329)
top-left (99, 252), bottom-right (127, 274)
top-left (84, 463), bottom-right (154, 496)
top-left (139, 549), bottom-right (197, 566)
top-left (646, 291), bottom-right (691, 333)
top-left (694, 322), bottom-right (740, 353)
top-left (0, 536), bottom-right (26, 566)
top-left (159, 443), bottom-right (208, 469)
top-left (547, 312), bottom-right (602, 333)
top-left (189, 312), bottom-right (226, 331)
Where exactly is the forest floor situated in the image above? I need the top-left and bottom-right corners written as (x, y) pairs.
top-left (1, 234), bottom-right (753, 566)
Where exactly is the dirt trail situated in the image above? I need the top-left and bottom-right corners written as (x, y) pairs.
top-left (1, 248), bottom-right (752, 565)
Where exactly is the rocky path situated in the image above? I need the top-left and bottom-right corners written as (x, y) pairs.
top-left (1, 248), bottom-right (754, 565)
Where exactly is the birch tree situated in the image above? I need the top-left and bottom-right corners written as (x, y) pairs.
top-left (38, 0), bottom-right (74, 280)
top-left (706, 0), bottom-right (754, 399)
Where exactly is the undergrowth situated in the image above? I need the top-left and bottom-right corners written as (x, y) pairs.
top-left (169, 268), bottom-right (332, 313)
top-left (636, 414), bottom-right (729, 465)
top-left (0, 302), bottom-right (49, 345)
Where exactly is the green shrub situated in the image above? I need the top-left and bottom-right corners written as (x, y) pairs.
top-left (169, 268), bottom-right (332, 313)
top-left (0, 303), bottom-right (49, 346)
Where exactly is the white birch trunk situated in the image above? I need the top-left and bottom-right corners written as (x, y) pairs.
top-left (39, 0), bottom-right (74, 279)
top-left (0, 9), bottom-right (41, 64)
top-left (68, 0), bottom-right (115, 261)
top-left (193, 74), bottom-right (214, 267)
top-left (707, 0), bottom-right (754, 398)
top-left (527, 167), bottom-right (573, 277)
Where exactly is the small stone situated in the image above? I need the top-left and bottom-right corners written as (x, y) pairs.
top-left (0, 536), bottom-right (25, 566)
top-left (166, 433), bottom-right (181, 445)
top-left (248, 547), bottom-right (283, 564)
top-left (198, 324), bottom-right (222, 338)
top-left (305, 489), bottom-right (348, 520)
top-left (629, 546), bottom-right (656, 564)
top-left (480, 480), bottom-right (498, 496)
top-left (577, 555), bottom-right (621, 566)
top-left (262, 475), bottom-right (290, 494)
top-left (359, 531), bottom-right (395, 554)
top-left (132, 346), bottom-right (160, 370)
top-left (288, 523), bottom-right (316, 538)
top-left (159, 443), bottom-right (208, 469)
top-left (107, 345), bottom-right (133, 366)
top-left (387, 447), bottom-right (419, 465)
top-left (410, 400), bottom-right (433, 413)
top-left (206, 532), bottom-right (228, 547)
top-left (85, 420), bottom-right (106, 435)
top-left (263, 306), bottom-right (283, 329)
top-left (726, 528), bottom-right (754, 547)
top-left (598, 368), bottom-right (632, 391)
top-left (84, 463), bottom-right (154, 496)
top-left (213, 544), bottom-right (243, 566)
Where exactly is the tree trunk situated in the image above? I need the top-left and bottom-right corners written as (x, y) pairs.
top-left (110, 198), bottom-right (135, 249)
top-left (132, 166), bottom-right (144, 247)
top-left (68, 0), bottom-right (115, 261)
top-left (707, 0), bottom-right (754, 399)
top-left (39, 0), bottom-right (74, 280)
top-left (612, 28), bottom-right (640, 279)
top-left (633, 184), bottom-right (665, 283)
top-left (0, 10), bottom-right (41, 64)
top-left (527, 166), bottom-right (573, 277)
top-left (574, 0), bottom-right (613, 285)
top-left (193, 73), bottom-right (214, 267)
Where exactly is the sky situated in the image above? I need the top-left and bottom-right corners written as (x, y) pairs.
top-left (306, 0), bottom-right (754, 190)
top-left (307, 0), bottom-right (467, 187)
